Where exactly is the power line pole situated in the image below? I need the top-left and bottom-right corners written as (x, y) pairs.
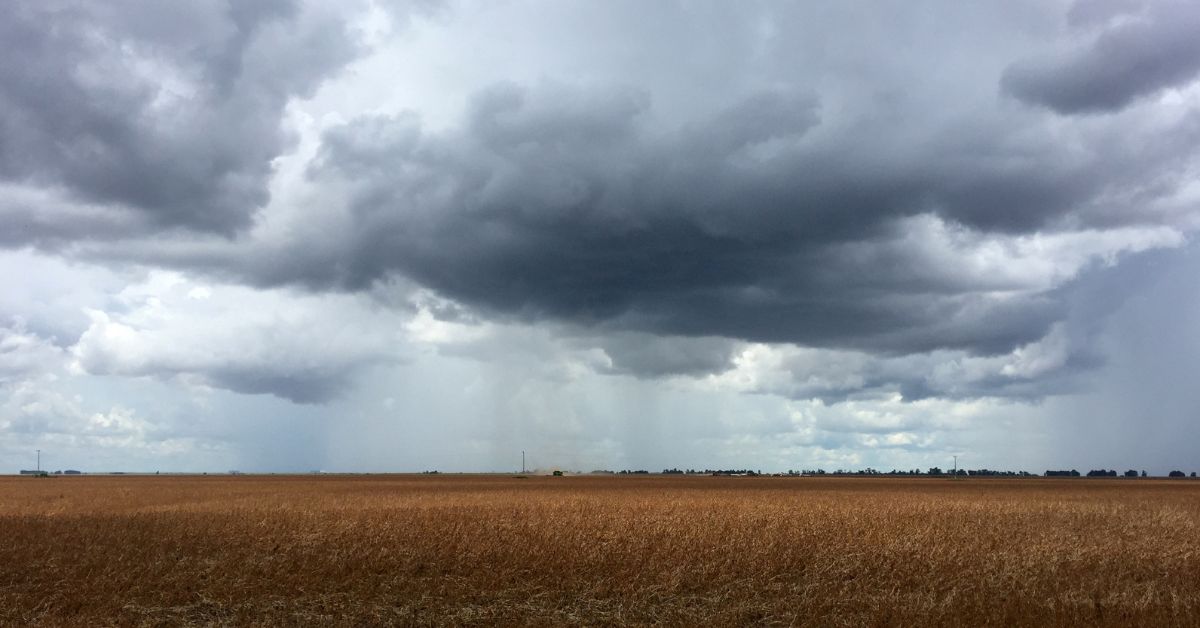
top-left (36, 449), bottom-right (40, 472)
top-left (953, 455), bottom-right (958, 478)
top-left (522, 450), bottom-right (526, 474)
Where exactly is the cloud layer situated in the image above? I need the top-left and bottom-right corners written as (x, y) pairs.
top-left (3, 0), bottom-right (1200, 472)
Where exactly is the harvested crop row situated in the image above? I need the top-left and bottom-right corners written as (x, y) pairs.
top-left (1, 475), bottom-right (1197, 626)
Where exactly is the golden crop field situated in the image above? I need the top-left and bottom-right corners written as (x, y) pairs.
top-left (1, 475), bottom-right (1198, 627)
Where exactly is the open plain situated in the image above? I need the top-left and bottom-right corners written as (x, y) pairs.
top-left (1, 474), bottom-right (1198, 626)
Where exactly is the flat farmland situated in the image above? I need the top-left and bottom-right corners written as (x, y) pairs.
top-left (1, 475), bottom-right (1198, 626)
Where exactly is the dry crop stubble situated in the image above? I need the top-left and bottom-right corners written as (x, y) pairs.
top-left (1, 475), bottom-right (1198, 626)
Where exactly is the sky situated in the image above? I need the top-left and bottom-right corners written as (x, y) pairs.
top-left (2, 0), bottom-right (1200, 474)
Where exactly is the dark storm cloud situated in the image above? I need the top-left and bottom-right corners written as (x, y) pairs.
top-left (1002, 1), bottom-right (1200, 114)
top-left (0, 0), bottom-right (361, 237)
top-left (254, 70), bottom-right (1194, 356)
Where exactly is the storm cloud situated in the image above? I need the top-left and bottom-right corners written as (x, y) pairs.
top-left (0, 0), bottom-right (363, 242)
top-left (5, 1), bottom-right (1197, 363)
top-left (265, 71), bottom-right (1191, 356)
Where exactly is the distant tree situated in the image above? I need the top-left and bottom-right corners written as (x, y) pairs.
top-left (1123, 469), bottom-right (1138, 477)
top-left (1141, 470), bottom-right (1147, 477)
top-left (1192, 472), bottom-right (1197, 478)
top-left (928, 467), bottom-right (942, 476)
top-left (1168, 470), bottom-right (1186, 478)
top-left (1086, 469), bottom-right (1119, 477)
top-left (1046, 470), bottom-right (1081, 477)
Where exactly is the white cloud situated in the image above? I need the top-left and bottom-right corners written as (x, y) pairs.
top-left (70, 272), bottom-right (414, 403)
top-left (0, 323), bottom-right (66, 386)
top-left (0, 380), bottom-right (223, 467)
top-left (833, 213), bottom-right (1185, 294)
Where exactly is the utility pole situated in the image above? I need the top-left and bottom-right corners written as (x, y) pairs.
top-left (522, 450), bottom-right (526, 474)
top-left (36, 449), bottom-right (40, 472)
top-left (953, 455), bottom-right (958, 478)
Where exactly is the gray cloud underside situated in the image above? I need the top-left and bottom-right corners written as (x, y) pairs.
top-left (1003, 0), bottom-right (1200, 114)
top-left (586, 333), bottom-right (741, 379)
